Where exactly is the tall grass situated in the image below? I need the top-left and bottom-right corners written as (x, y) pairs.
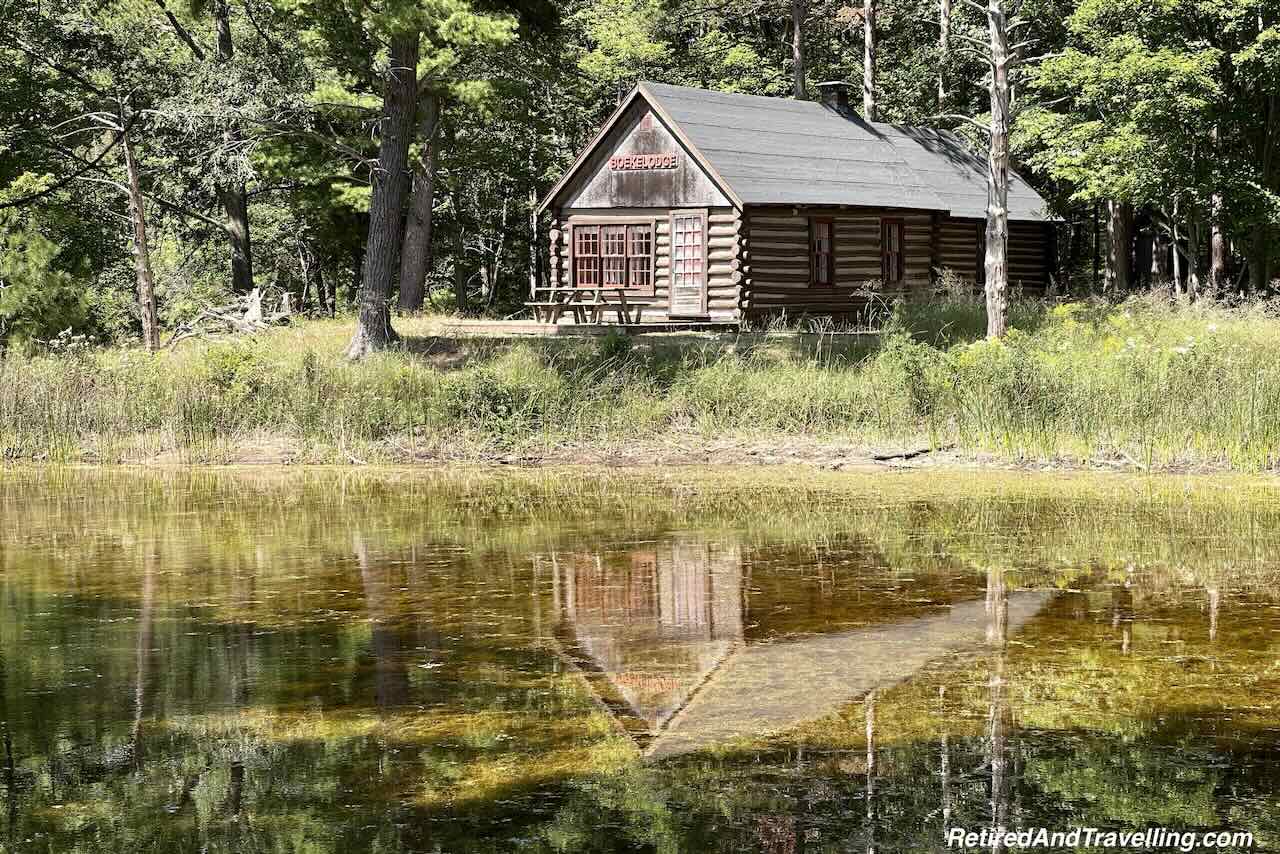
top-left (2, 294), bottom-right (1280, 470)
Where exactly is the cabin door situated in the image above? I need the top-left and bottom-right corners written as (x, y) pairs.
top-left (669, 211), bottom-right (707, 317)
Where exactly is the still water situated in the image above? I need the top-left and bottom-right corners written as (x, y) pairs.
top-left (1, 467), bottom-right (1278, 853)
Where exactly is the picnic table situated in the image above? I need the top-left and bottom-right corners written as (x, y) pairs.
top-left (526, 286), bottom-right (643, 325)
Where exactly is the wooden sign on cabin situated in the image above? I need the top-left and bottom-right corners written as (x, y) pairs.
top-left (609, 153), bottom-right (678, 171)
top-left (536, 81), bottom-right (1056, 326)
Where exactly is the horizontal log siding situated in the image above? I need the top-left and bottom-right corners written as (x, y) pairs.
top-left (936, 216), bottom-right (1052, 290)
top-left (554, 207), bottom-right (740, 322)
top-left (742, 207), bottom-right (932, 316)
top-left (937, 217), bottom-right (980, 282)
top-left (1008, 221), bottom-right (1051, 290)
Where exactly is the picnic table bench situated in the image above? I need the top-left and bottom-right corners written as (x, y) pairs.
top-left (526, 286), bottom-right (644, 325)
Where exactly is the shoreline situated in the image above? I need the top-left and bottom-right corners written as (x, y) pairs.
top-left (7, 434), bottom-right (1274, 477)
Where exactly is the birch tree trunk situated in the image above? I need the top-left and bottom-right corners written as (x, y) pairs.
top-left (791, 0), bottom-right (807, 99)
top-left (398, 93), bottom-right (440, 312)
top-left (938, 0), bottom-right (950, 107)
top-left (983, 0), bottom-right (1010, 338)
top-left (121, 123), bottom-right (160, 352)
top-left (863, 0), bottom-right (877, 120)
top-left (1209, 126), bottom-right (1227, 291)
top-left (213, 0), bottom-right (254, 294)
top-left (528, 187), bottom-right (540, 301)
top-left (1171, 214), bottom-right (1183, 295)
top-left (347, 31), bottom-right (419, 359)
top-left (1186, 216), bottom-right (1202, 300)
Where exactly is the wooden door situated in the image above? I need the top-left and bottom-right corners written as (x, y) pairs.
top-left (669, 211), bottom-right (707, 317)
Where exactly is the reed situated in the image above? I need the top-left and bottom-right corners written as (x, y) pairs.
top-left (2, 294), bottom-right (1279, 470)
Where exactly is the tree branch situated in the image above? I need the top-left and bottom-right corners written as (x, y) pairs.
top-left (928, 113), bottom-right (992, 133)
top-left (152, 0), bottom-right (206, 60)
top-left (1012, 51), bottom-right (1066, 67)
top-left (1, 34), bottom-right (106, 96)
top-left (0, 130), bottom-right (128, 208)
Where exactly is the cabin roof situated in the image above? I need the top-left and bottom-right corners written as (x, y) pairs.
top-left (541, 81), bottom-right (1051, 221)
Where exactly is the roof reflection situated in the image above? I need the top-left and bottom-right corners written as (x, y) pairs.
top-left (546, 541), bottom-right (1051, 759)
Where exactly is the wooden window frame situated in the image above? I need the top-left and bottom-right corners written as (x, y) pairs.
top-left (881, 218), bottom-right (905, 285)
top-left (626, 223), bottom-right (655, 296)
top-left (568, 220), bottom-right (657, 297)
top-left (809, 216), bottom-right (836, 287)
top-left (667, 208), bottom-right (708, 317)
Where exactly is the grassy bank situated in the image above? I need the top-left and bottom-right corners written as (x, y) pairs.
top-left (3, 294), bottom-right (1280, 470)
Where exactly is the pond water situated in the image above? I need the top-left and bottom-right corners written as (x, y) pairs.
top-left (1, 467), bottom-right (1278, 853)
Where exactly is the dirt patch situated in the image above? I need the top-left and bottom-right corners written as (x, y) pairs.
top-left (42, 432), bottom-right (1258, 475)
top-left (376, 435), bottom-right (1241, 475)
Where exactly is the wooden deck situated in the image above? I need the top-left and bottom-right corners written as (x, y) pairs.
top-left (437, 318), bottom-right (744, 337)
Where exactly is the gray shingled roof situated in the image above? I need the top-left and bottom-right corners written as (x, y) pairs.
top-left (869, 123), bottom-right (1049, 220)
top-left (641, 81), bottom-right (1050, 221)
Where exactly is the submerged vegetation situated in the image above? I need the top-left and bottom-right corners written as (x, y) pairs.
top-left (3, 294), bottom-right (1280, 470)
top-left (2, 468), bottom-right (1277, 853)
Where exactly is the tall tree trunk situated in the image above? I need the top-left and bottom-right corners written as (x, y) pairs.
top-left (791, 0), bottom-right (807, 99)
top-left (938, 0), bottom-right (950, 107)
top-left (1210, 126), bottom-right (1227, 291)
top-left (528, 187), bottom-right (540, 301)
top-left (1104, 200), bottom-right (1132, 293)
top-left (1091, 203), bottom-right (1100, 290)
top-left (1186, 216), bottom-right (1202, 300)
top-left (347, 32), bottom-right (419, 359)
top-left (1171, 214), bottom-right (1183, 295)
top-left (213, 0), bottom-right (254, 294)
top-left (862, 0), bottom-right (876, 120)
top-left (1210, 212), bottom-right (1226, 291)
top-left (316, 261), bottom-right (330, 316)
top-left (398, 93), bottom-right (440, 312)
top-left (983, 0), bottom-right (1010, 338)
top-left (121, 122), bottom-right (160, 352)
top-left (1135, 222), bottom-right (1153, 289)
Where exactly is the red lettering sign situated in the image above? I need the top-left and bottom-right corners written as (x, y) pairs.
top-left (609, 153), bottom-right (677, 171)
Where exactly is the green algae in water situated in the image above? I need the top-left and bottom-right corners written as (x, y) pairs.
top-left (0, 467), bottom-right (1277, 853)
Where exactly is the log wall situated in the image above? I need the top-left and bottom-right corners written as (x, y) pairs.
top-left (740, 206), bottom-right (933, 317)
top-left (544, 206), bottom-right (1055, 325)
top-left (936, 216), bottom-right (1053, 290)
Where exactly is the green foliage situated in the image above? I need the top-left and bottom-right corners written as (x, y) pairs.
top-left (0, 217), bottom-right (90, 349)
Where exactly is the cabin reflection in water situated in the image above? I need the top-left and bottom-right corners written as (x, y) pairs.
top-left (546, 541), bottom-right (1050, 759)
top-left (550, 543), bottom-right (743, 734)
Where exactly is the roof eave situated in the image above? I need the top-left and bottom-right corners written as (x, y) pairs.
top-left (536, 81), bottom-right (746, 216)
top-left (535, 85), bottom-right (648, 216)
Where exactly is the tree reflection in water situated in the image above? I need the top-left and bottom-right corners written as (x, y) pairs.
top-left (0, 469), bottom-right (1276, 853)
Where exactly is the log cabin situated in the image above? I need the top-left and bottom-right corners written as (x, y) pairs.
top-left (534, 81), bottom-right (1055, 324)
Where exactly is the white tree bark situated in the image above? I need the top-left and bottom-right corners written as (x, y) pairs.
top-left (938, 0), bottom-right (951, 106)
top-left (983, 0), bottom-right (1010, 338)
top-left (863, 0), bottom-right (877, 120)
top-left (121, 122), bottom-right (160, 352)
top-left (792, 0), bottom-right (807, 99)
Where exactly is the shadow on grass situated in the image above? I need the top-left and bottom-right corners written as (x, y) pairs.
top-left (897, 296), bottom-right (1055, 347)
top-left (397, 330), bottom-right (887, 377)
